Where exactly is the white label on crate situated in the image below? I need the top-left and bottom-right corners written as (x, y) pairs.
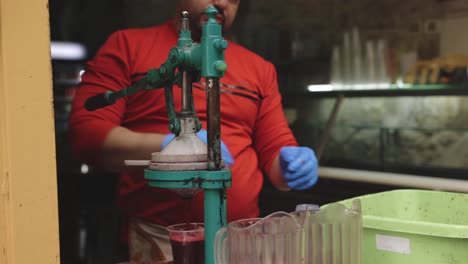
top-left (376, 234), bottom-right (411, 255)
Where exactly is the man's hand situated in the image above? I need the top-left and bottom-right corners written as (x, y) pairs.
top-left (162, 129), bottom-right (234, 166)
top-left (279, 146), bottom-right (318, 190)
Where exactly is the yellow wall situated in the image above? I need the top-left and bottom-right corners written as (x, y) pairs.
top-left (0, 0), bottom-right (60, 263)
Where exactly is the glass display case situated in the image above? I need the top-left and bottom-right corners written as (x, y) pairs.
top-left (294, 122), bottom-right (468, 177)
top-left (286, 85), bottom-right (468, 179)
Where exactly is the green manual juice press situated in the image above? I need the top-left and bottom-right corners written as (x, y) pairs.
top-left (84, 6), bottom-right (231, 264)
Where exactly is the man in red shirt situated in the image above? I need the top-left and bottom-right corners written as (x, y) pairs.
top-left (69, 0), bottom-right (319, 262)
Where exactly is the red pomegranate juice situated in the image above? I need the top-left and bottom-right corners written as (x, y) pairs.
top-left (169, 224), bottom-right (205, 264)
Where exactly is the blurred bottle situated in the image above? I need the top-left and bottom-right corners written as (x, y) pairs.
top-left (291, 31), bottom-right (304, 59)
top-left (364, 40), bottom-right (377, 89)
top-left (342, 31), bottom-right (352, 90)
top-left (330, 45), bottom-right (343, 90)
top-left (376, 39), bottom-right (391, 89)
top-left (351, 27), bottom-right (363, 89)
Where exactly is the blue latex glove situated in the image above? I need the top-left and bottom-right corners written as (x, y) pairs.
top-left (279, 146), bottom-right (319, 190)
top-left (161, 129), bottom-right (234, 166)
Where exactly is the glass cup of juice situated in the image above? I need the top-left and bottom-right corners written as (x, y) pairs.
top-left (167, 223), bottom-right (205, 264)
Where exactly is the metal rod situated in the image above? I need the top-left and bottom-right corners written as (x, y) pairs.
top-left (379, 128), bottom-right (386, 170)
top-left (319, 166), bottom-right (468, 193)
top-left (206, 77), bottom-right (222, 169)
top-left (180, 11), bottom-right (193, 115)
top-left (205, 77), bottom-right (225, 264)
top-left (316, 94), bottom-right (345, 161)
top-left (181, 71), bottom-right (193, 113)
top-left (181, 11), bottom-right (189, 30)
top-left (204, 189), bottom-right (227, 264)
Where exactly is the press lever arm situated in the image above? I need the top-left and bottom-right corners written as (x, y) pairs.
top-left (84, 53), bottom-right (180, 111)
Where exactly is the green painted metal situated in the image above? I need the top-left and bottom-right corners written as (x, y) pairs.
top-left (201, 6), bottom-right (228, 78)
top-left (164, 84), bottom-right (181, 135)
top-left (180, 45), bottom-right (202, 71)
top-left (144, 169), bottom-right (231, 189)
top-left (94, 6), bottom-right (230, 264)
top-left (145, 168), bottom-right (231, 264)
top-left (88, 7), bottom-right (228, 137)
top-left (204, 189), bottom-right (227, 264)
top-left (178, 27), bottom-right (192, 47)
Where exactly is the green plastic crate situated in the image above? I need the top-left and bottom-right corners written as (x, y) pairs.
top-left (339, 189), bottom-right (468, 264)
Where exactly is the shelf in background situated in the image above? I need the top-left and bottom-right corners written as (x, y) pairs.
top-left (284, 84), bottom-right (468, 101)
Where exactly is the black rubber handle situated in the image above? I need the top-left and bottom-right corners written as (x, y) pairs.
top-left (84, 93), bottom-right (112, 111)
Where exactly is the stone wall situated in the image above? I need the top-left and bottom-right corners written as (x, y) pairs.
top-left (297, 96), bottom-right (468, 169)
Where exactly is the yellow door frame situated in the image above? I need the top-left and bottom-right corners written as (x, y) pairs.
top-left (0, 0), bottom-right (60, 263)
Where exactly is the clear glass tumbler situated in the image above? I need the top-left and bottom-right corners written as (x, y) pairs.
top-left (167, 223), bottom-right (205, 264)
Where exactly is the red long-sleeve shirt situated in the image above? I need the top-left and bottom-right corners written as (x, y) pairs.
top-left (69, 20), bottom-right (297, 226)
